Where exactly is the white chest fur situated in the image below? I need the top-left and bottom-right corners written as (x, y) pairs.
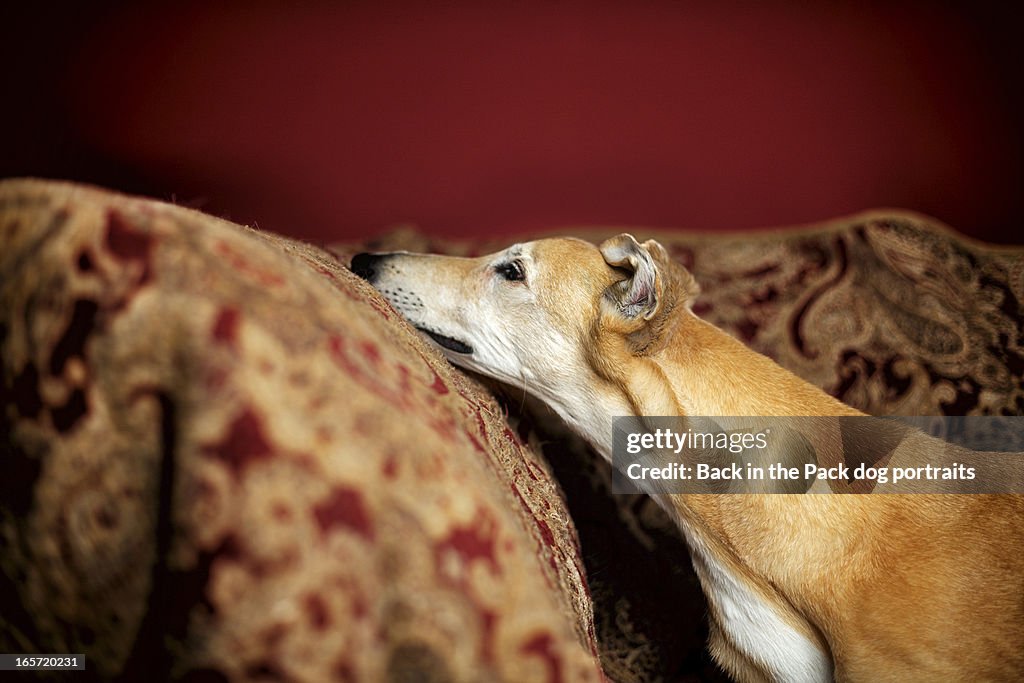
top-left (672, 510), bottom-right (833, 683)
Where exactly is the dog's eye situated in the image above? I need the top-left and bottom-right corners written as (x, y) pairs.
top-left (496, 259), bottom-right (526, 282)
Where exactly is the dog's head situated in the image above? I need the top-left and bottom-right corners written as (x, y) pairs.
top-left (350, 235), bottom-right (699, 406)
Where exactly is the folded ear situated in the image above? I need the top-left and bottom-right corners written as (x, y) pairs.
top-left (599, 234), bottom-right (663, 321)
top-left (600, 233), bottom-right (701, 330)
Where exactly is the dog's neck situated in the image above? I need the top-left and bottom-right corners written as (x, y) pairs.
top-left (616, 312), bottom-right (860, 421)
top-left (546, 311), bottom-right (862, 468)
top-left (525, 369), bottom-right (635, 460)
top-left (538, 312), bottom-right (857, 467)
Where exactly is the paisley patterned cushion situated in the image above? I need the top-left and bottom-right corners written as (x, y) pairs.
top-left (0, 180), bottom-right (603, 682)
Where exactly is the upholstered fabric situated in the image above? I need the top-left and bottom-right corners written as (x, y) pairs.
top-left (2, 180), bottom-right (1022, 682)
top-left (0, 180), bottom-right (603, 682)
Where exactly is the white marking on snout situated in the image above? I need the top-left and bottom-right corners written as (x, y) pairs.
top-left (376, 285), bottom-right (425, 318)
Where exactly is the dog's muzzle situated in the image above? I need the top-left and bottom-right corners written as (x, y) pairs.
top-left (349, 252), bottom-right (474, 355)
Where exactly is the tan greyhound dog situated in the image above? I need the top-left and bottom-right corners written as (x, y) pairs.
top-left (351, 235), bottom-right (1024, 682)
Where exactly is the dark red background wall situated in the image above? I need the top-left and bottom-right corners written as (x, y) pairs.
top-left (3, 1), bottom-right (1021, 243)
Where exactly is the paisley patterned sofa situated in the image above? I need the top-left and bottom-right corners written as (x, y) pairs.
top-left (2, 179), bottom-right (1021, 681)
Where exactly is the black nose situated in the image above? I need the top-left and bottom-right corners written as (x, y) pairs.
top-left (350, 253), bottom-right (383, 281)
